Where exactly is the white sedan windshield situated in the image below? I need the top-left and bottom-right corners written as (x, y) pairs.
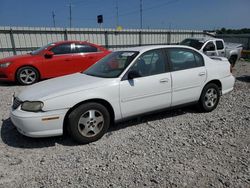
top-left (84, 51), bottom-right (139, 78)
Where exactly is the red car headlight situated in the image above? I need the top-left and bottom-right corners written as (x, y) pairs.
top-left (0, 62), bottom-right (12, 68)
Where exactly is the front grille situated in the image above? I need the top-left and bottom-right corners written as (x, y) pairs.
top-left (12, 97), bottom-right (22, 110)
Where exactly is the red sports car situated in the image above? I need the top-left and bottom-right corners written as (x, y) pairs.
top-left (0, 41), bottom-right (111, 85)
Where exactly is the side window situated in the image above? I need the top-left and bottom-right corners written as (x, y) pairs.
top-left (74, 44), bottom-right (98, 53)
top-left (168, 48), bottom-right (202, 71)
top-left (204, 42), bottom-right (215, 51)
top-left (51, 44), bottom-right (72, 55)
top-left (216, 41), bottom-right (224, 50)
top-left (194, 52), bottom-right (204, 67)
top-left (130, 49), bottom-right (166, 77)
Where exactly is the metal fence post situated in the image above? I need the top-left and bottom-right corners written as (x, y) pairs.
top-left (104, 31), bottom-right (109, 49)
top-left (167, 31), bottom-right (171, 44)
top-left (64, 29), bottom-right (68, 41)
top-left (9, 29), bottom-right (17, 55)
top-left (139, 31), bottom-right (142, 46)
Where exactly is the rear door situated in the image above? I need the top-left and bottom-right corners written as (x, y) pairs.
top-left (167, 48), bottom-right (206, 106)
top-left (120, 49), bottom-right (172, 118)
top-left (72, 43), bottom-right (106, 72)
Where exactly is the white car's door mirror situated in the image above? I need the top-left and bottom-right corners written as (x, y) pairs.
top-left (127, 70), bottom-right (141, 80)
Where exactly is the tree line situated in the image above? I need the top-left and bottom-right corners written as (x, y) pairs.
top-left (216, 28), bottom-right (250, 34)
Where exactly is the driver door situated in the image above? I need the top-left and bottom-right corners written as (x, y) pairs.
top-left (203, 41), bottom-right (217, 56)
top-left (119, 49), bottom-right (172, 118)
top-left (43, 43), bottom-right (76, 78)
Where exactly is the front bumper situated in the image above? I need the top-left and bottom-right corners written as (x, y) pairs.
top-left (0, 67), bottom-right (15, 81)
top-left (10, 107), bottom-right (68, 138)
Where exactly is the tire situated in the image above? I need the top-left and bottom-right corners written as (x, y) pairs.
top-left (68, 102), bottom-right (110, 144)
top-left (199, 83), bottom-right (220, 112)
top-left (16, 66), bottom-right (39, 85)
top-left (229, 55), bottom-right (237, 67)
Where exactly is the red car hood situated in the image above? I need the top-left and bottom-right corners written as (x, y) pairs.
top-left (0, 54), bottom-right (33, 63)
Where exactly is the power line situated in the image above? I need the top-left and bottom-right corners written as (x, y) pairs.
top-left (68, 0), bottom-right (181, 28)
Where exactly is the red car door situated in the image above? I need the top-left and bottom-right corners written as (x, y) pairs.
top-left (42, 43), bottom-right (77, 78)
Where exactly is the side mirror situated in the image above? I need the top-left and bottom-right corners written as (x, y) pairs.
top-left (44, 51), bottom-right (54, 59)
top-left (127, 70), bottom-right (141, 80)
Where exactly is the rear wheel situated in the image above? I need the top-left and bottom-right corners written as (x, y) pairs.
top-left (68, 102), bottom-right (110, 144)
top-left (229, 55), bottom-right (237, 67)
top-left (16, 66), bottom-right (39, 85)
top-left (199, 83), bottom-right (220, 112)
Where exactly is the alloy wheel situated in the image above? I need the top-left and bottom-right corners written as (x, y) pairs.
top-left (77, 110), bottom-right (104, 138)
top-left (19, 68), bottom-right (37, 84)
top-left (204, 88), bottom-right (218, 108)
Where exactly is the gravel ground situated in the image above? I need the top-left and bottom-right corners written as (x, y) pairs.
top-left (0, 61), bottom-right (249, 188)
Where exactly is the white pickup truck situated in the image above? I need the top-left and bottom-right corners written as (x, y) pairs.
top-left (180, 37), bottom-right (243, 66)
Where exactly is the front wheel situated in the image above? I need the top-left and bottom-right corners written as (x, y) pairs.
top-left (199, 83), bottom-right (220, 112)
top-left (16, 66), bottom-right (39, 85)
top-left (68, 102), bottom-right (110, 144)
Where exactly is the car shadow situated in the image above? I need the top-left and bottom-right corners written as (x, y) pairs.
top-left (1, 118), bottom-right (76, 148)
top-left (1, 106), bottom-right (198, 149)
top-left (236, 75), bottom-right (250, 83)
top-left (0, 81), bottom-right (18, 87)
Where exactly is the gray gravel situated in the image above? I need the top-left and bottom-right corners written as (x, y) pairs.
top-left (0, 61), bottom-right (249, 188)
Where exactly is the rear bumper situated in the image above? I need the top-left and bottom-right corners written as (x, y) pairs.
top-left (220, 75), bottom-right (235, 95)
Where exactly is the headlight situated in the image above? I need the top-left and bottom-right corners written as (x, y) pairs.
top-left (21, 101), bottom-right (44, 112)
top-left (0, 62), bottom-right (12, 68)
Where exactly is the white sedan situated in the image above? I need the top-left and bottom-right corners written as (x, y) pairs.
top-left (10, 45), bottom-right (235, 143)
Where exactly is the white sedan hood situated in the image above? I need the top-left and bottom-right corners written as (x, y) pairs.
top-left (18, 73), bottom-right (113, 101)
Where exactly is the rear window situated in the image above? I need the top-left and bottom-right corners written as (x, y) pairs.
top-left (180, 39), bottom-right (204, 50)
top-left (216, 41), bottom-right (224, 50)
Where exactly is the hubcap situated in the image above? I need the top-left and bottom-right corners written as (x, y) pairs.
top-left (78, 110), bottom-right (104, 138)
top-left (204, 88), bottom-right (218, 108)
top-left (19, 69), bottom-right (36, 84)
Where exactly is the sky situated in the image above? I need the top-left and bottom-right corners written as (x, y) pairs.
top-left (0, 0), bottom-right (250, 30)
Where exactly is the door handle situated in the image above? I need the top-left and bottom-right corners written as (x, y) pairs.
top-left (65, 59), bottom-right (70, 61)
top-left (199, 72), bottom-right (206, 76)
top-left (159, 78), bottom-right (169, 83)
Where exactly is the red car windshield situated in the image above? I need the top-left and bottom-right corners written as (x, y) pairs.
top-left (30, 43), bottom-right (55, 55)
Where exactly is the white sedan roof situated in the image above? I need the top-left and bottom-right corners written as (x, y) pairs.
top-left (115, 45), bottom-right (197, 53)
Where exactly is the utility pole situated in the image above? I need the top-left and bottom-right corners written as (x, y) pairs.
top-left (52, 11), bottom-right (56, 27)
top-left (140, 0), bottom-right (142, 29)
top-left (115, 0), bottom-right (119, 27)
top-left (69, 1), bottom-right (72, 28)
